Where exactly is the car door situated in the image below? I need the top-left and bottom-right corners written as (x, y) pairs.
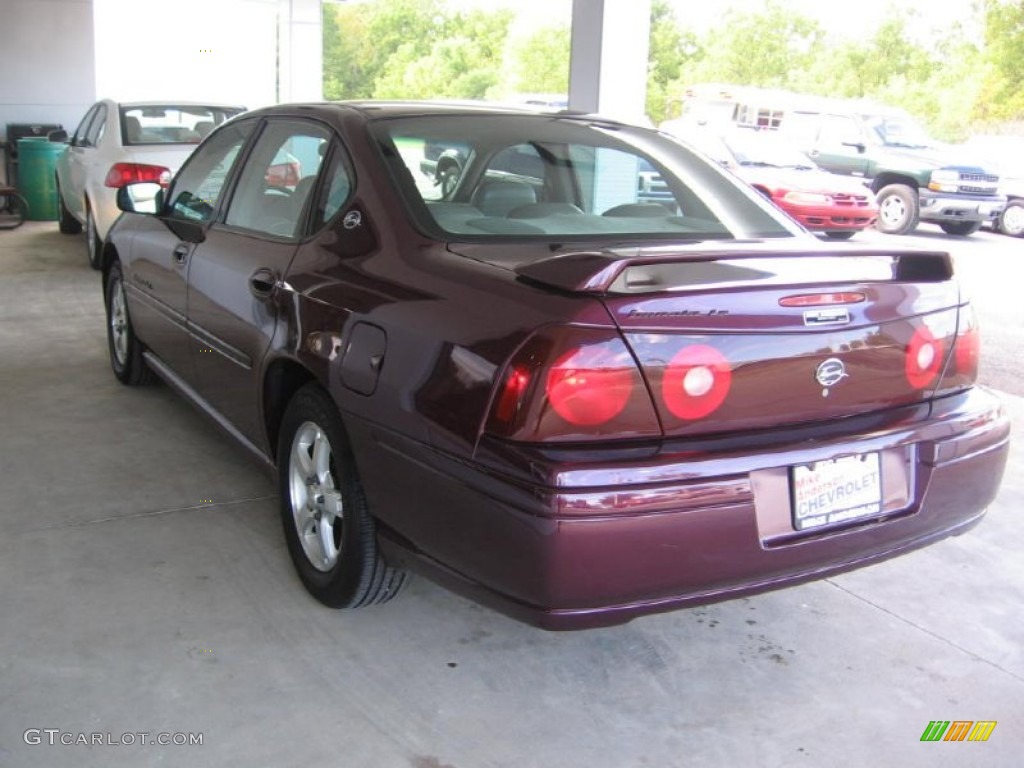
top-left (808, 113), bottom-right (871, 177)
top-left (186, 118), bottom-right (336, 447)
top-left (125, 119), bottom-right (256, 385)
top-left (61, 103), bottom-right (102, 220)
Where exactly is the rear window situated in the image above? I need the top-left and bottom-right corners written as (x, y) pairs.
top-left (373, 114), bottom-right (799, 242)
top-left (120, 105), bottom-right (244, 146)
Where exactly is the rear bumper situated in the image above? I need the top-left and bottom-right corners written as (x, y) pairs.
top-left (919, 191), bottom-right (1005, 224)
top-left (360, 388), bottom-right (1009, 629)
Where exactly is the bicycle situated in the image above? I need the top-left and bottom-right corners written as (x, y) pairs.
top-left (0, 184), bottom-right (28, 229)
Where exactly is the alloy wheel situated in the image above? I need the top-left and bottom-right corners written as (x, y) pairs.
top-left (109, 276), bottom-right (129, 366)
top-left (288, 421), bottom-right (345, 572)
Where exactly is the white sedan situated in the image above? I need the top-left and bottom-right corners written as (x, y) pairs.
top-left (54, 99), bottom-right (245, 268)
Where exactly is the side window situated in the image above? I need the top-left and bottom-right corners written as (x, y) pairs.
top-left (85, 105), bottom-right (106, 147)
top-left (72, 105), bottom-right (100, 147)
top-left (311, 147), bottom-right (354, 229)
top-left (818, 115), bottom-right (862, 149)
top-left (224, 121), bottom-right (331, 239)
top-left (168, 121), bottom-right (254, 223)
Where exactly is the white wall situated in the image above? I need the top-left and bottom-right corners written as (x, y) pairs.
top-left (0, 0), bottom-right (97, 184)
top-left (92, 0), bottom-right (281, 109)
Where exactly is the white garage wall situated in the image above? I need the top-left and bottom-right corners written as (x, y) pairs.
top-left (92, 0), bottom-right (280, 110)
top-left (0, 0), bottom-right (97, 184)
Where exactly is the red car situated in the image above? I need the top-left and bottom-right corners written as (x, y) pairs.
top-left (103, 103), bottom-right (1008, 629)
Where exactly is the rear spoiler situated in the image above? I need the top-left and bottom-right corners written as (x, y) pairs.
top-left (514, 245), bottom-right (954, 295)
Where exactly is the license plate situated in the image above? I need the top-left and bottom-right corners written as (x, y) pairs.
top-left (791, 453), bottom-right (882, 531)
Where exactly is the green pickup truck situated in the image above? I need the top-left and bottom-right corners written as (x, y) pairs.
top-left (778, 103), bottom-right (1006, 236)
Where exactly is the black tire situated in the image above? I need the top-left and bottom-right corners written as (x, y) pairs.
top-left (0, 190), bottom-right (28, 230)
top-left (997, 199), bottom-right (1024, 237)
top-left (105, 261), bottom-right (154, 385)
top-left (875, 184), bottom-right (920, 235)
top-left (86, 205), bottom-right (102, 270)
top-left (56, 178), bottom-right (82, 234)
top-left (939, 220), bottom-right (981, 236)
top-left (278, 384), bottom-right (406, 608)
top-left (437, 160), bottom-right (460, 198)
top-left (824, 230), bottom-right (856, 240)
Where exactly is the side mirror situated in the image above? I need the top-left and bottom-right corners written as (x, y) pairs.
top-left (48, 129), bottom-right (69, 143)
top-left (842, 141), bottom-right (867, 154)
top-left (116, 183), bottom-right (164, 214)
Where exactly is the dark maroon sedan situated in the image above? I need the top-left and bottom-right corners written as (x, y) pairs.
top-left (103, 102), bottom-right (1009, 629)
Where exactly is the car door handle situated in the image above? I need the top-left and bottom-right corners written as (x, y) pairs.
top-left (173, 244), bottom-right (190, 265)
top-left (249, 268), bottom-right (279, 299)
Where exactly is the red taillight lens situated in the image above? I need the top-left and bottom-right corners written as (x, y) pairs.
top-left (104, 162), bottom-right (171, 189)
top-left (661, 344), bottom-right (732, 420)
top-left (955, 324), bottom-right (980, 379)
top-left (493, 365), bottom-right (530, 425)
top-left (904, 325), bottom-right (943, 390)
top-left (546, 343), bottom-right (636, 426)
top-left (486, 327), bottom-right (660, 442)
top-left (779, 292), bottom-right (866, 307)
top-left (935, 306), bottom-right (980, 394)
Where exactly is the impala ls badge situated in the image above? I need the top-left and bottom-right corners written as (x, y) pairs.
top-left (343, 210), bottom-right (362, 230)
top-left (815, 358), bottom-right (848, 397)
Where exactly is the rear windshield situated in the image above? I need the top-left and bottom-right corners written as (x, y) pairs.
top-left (372, 114), bottom-right (800, 242)
top-left (120, 105), bottom-right (244, 146)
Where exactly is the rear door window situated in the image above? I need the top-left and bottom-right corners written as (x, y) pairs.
top-left (72, 105), bottom-right (101, 147)
top-left (223, 121), bottom-right (331, 239)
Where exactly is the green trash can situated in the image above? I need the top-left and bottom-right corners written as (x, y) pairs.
top-left (17, 137), bottom-right (65, 221)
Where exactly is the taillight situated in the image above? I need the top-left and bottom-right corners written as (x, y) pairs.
top-left (661, 344), bottom-right (732, 420)
top-left (485, 327), bottom-right (660, 442)
top-left (546, 344), bottom-right (635, 425)
top-left (904, 325), bottom-right (943, 390)
top-left (955, 320), bottom-right (980, 379)
top-left (104, 162), bottom-right (171, 189)
top-left (936, 305), bottom-right (980, 394)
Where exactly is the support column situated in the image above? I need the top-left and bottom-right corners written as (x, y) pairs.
top-left (278, 0), bottom-right (323, 103)
top-left (568, 0), bottom-right (651, 124)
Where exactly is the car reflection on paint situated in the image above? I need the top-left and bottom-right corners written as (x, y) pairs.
top-left (100, 101), bottom-right (1009, 629)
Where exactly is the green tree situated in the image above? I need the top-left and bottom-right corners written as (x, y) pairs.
top-left (322, 0), bottom-right (449, 100)
top-left (647, 0), bottom-right (703, 123)
top-left (507, 25), bottom-right (571, 96)
top-left (689, 1), bottom-right (824, 88)
top-left (975, 0), bottom-right (1024, 121)
top-left (375, 9), bottom-right (513, 99)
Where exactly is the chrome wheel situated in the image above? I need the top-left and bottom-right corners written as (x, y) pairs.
top-left (878, 195), bottom-right (906, 228)
top-left (1001, 201), bottom-right (1024, 237)
top-left (874, 184), bottom-right (919, 235)
top-left (288, 421), bottom-right (345, 572)
top-left (109, 276), bottom-right (129, 366)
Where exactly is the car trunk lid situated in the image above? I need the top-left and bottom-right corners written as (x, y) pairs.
top-left (461, 240), bottom-right (965, 438)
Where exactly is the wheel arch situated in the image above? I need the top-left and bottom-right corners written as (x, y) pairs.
top-left (263, 357), bottom-right (319, 462)
top-left (870, 173), bottom-right (918, 195)
top-left (100, 241), bottom-right (119, 282)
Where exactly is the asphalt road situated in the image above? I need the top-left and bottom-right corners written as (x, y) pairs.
top-left (839, 224), bottom-right (1023, 398)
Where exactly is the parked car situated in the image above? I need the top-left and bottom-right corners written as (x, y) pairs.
top-left (964, 134), bottom-right (1024, 237)
top-left (668, 125), bottom-right (878, 239)
top-left (53, 99), bottom-right (245, 268)
top-left (674, 85), bottom-right (1006, 236)
top-left (102, 102), bottom-right (1008, 629)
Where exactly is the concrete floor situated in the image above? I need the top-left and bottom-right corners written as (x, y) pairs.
top-left (1, 222), bottom-right (1022, 768)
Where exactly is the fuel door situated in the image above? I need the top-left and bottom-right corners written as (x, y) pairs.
top-left (341, 323), bottom-right (386, 395)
